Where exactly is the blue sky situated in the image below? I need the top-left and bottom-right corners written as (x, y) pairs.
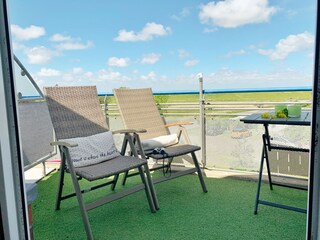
top-left (9, 0), bottom-right (317, 94)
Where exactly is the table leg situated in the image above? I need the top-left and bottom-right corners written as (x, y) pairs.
top-left (254, 143), bottom-right (265, 214)
top-left (263, 134), bottom-right (273, 190)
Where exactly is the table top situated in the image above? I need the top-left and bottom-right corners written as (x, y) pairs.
top-left (241, 111), bottom-right (311, 126)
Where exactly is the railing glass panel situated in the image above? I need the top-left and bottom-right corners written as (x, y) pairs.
top-left (14, 57), bottom-right (42, 99)
top-left (13, 56), bottom-right (55, 171)
top-left (106, 97), bottom-right (311, 177)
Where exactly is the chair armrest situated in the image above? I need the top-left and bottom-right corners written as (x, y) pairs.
top-left (112, 128), bottom-right (147, 134)
top-left (165, 122), bottom-right (193, 128)
top-left (165, 122), bottom-right (193, 144)
top-left (50, 140), bottom-right (78, 148)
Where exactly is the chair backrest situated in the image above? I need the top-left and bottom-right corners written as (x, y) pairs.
top-left (113, 88), bottom-right (169, 141)
top-left (44, 86), bottom-right (108, 140)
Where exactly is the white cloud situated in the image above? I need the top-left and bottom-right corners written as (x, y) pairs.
top-left (172, 7), bottom-right (190, 21)
top-left (34, 66), bottom-right (313, 93)
top-left (96, 69), bottom-right (130, 82)
top-left (114, 22), bottom-right (171, 42)
top-left (72, 67), bottom-right (85, 74)
top-left (11, 24), bottom-right (45, 40)
top-left (37, 68), bottom-right (61, 77)
top-left (206, 68), bottom-right (312, 89)
top-left (199, 0), bottom-right (278, 28)
top-left (185, 59), bottom-right (199, 67)
top-left (12, 42), bottom-right (26, 51)
top-left (50, 33), bottom-right (93, 51)
top-left (56, 41), bottom-right (93, 50)
top-left (141, 71), bottom-right (157, 81)
top-left (140, 53), bottom-right (161, 64)
top-left (86, 72), bottom-right (94, 78)
top-left (178, 49), bottom-right (199, 67)
top-left (224, 49), bottom-right (245, 58)
top-left (34, 67), bottom-right (132, 90)
top-left (258, 32), bottom-right (315, 60)
top-left (203, 27), bottom-right (218, 33)
top-left (178, 49), bottom-right (190, 59)
top-left (25, 46), bottom-right (58, 64)
top-left (108, 57), bottom-right (130, 67)
top-left (59, 68), bottom-right (94, 83)
top-left (50, 34), bottom-right (72, 42)
top-left (98, 70), bottom-right (121, 81)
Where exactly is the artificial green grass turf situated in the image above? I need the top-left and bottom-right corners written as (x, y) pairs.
top-left (32, 172), bottom-right (307, 240)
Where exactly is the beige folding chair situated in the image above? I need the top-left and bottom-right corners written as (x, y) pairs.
top-left (44, 86), bottom-right (158, 240)
top-left (113, 88), bottom-right (207, 193)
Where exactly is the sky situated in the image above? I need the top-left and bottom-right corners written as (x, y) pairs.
top-left (8, 0), bottom-right (317, 94)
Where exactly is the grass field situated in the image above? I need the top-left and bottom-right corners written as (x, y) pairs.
top-left (102, 91), bottom-right (312, 104)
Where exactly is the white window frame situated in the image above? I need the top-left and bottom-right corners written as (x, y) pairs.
top-left (0, 0), bottom-right (29, 239)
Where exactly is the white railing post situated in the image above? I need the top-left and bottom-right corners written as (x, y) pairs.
top-left (198, 73), bottom-right (206, 168)
top-left (103, 94), bottom-right (109, 126)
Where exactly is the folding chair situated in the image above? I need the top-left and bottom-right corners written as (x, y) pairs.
top-left (113, 88), bottom-right (207, 193)
top-left (44, 86), bottom-right (158, 240)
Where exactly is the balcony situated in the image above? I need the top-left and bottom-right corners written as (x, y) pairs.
top-left (12, 42), bottom-right (310, 238)
top-left (21, 88), bottom-right (310, 239)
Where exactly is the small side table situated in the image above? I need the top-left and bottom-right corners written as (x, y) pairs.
top-left (241, 111), bottom-right (310, 214)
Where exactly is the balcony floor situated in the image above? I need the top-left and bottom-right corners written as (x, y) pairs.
top-left (29, 165), bottom-right (308, 240)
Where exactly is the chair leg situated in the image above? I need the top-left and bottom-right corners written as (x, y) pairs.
top-left (191, 152), bottom-right (208, 193)
top-left (144, 164), bottom-right (159, 210)
top-left (122, 171), bottom-right (129, 185)
top-left (120, 134), bottom-right (130, 186)
top-left (65, 149), bottom-right (94, 240)
top-left (138, 165), bottom-right (157, 213)
top-left (55, 157), bottom-right (66, 211)
top-left (111, 174), bottom-right (119, 191)
top-left (164, 157), bottom-right (173, 174)
top-left (69, 169), bottom-right (94, 239)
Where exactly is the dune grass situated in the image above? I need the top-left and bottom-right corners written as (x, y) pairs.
top-left (32, 172), bottom-right (307, 240)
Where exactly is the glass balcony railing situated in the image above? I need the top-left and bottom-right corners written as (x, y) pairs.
top-left (13, 55), bottom-right (56, 174)
top-left (104, 92), bottom-right (311, 178)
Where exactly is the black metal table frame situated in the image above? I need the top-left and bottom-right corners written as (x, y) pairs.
top-left (241, 112), bottom-right (311, 214)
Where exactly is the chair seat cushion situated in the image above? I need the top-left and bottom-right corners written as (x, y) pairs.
top-left (75, 155), bottom-right (147, 181)
top-left (147, 144), bottom-right (201, 159)
top-left (141, 134), bottom-right (178, 150)
top-left (62, 131), bottom-right (120, 167)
